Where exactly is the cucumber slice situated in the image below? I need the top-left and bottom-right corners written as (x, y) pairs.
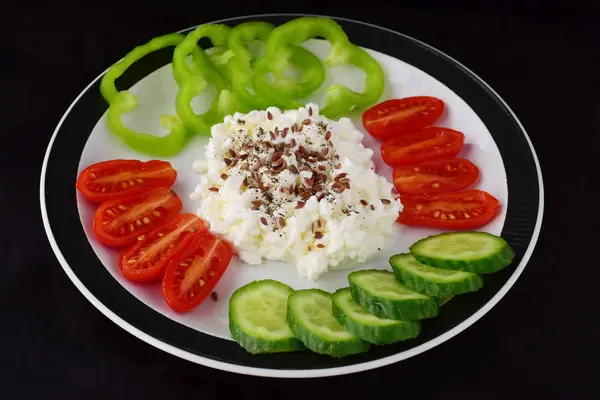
top-left (410, 232), bottom-right (515, 274)
top-left (332, 288), bottom-right (421, 345)
top-left (438, 295), bottom-right (453, 306)
top-left (229, 280), bottom-right (304, 354)
top-left (390, 253), bottom-right (483, 298)
top-left (287, 289), bottom-right (370, 357)
top-left (348, 270), bottom-right (438, 320)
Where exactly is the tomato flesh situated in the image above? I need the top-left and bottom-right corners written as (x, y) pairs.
top-left (362, 97), bottom-right (445, 141)
top-left (76, 159), bottom-right (177, 204)
top-left (393, 158), bottom-right (479, 195)
top-left (397, 189), bottom-right (500, 229)
top-left (118, 213), bottom-right (207, 283)
top-left (381, 127), bottom-right (464, 166)
top-left (162, 232), bottom-right (233, 312)
top-left (93, 187), bottom-right (183, 248)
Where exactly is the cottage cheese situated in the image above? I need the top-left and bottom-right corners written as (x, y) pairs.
top-left (191, 104), bottom-right (401, 281)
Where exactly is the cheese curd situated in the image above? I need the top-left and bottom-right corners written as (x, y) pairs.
top-left (190, 104), bottom-right (401, 281)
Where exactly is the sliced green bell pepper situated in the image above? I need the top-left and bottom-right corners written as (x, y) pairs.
top-left (227, 21), bottom-right (325, 110)
top-left (172, 24), bottom-right (242, 134)
top-left (100, 33), bottom-right (194, 157)
top-left (256, 17), bottom-right (384, 118)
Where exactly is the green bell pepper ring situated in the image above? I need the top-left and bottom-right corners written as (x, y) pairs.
top-left (251, 46), bottom-right (326, 110)
top-left (99, 33), bottom-right (193, 157)
top-left (226, 21), bottom-right (275, 110)
top-left (172, 24), bottom-right (242, 134)
top-left (257, 17), bottom-right (385, 118)
top-left (228, 21), bottom-right (325, 110)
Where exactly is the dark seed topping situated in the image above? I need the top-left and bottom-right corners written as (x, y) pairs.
top-left (211, 292), bottom-right (218, 301)
top-left (370, 204), bottom-right (375, 211)
top-left (325, 131), bottom-right (332, 140)
top-left (278, 217), bottom-right (285, 228)
top-left (296, 201), bottom-right (305, 209)
top-left (308, 107), bottom-right (313, 116)
top-left (267, 111), bottom-right (273, 120)
top-left (260, 217), bottom-right (268, 225)
top-left (224, 158), bottom-right (232, 165)
top-left (381, 199), bottom-right (391, 205)
top-left (314, 231), bottom-right (323, 239)
top-left (281, 127), bottom-right (288, 138)
top-left (302, 119), bottom-right (311, 125)
top-left (220, 174), bottom-right (228, 180)
top-left (360, 199), bottom-right (368, 206)
top-left (316, 244), bottom-right (325, 248)
top-left (228, 149), bottom-right (237, 158)
top-left (288, 164), bottom-right (299, 174)
top-left (209, 187), bottom-right (219, 192)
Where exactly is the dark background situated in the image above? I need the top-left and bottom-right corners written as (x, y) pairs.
top-left (2, 1), bottom-right (599, 398)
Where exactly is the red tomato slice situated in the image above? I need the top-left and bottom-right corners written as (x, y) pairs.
top-left (93, 187), bottom-right (183, 248)
top-left (397, 189), bottom-right (500, 229)
top-left (362, 97), bottom-right (445, 141)
top-left (393, 158), bottom-right (479, 195)
top-left (381, 127), bottom-right (464, 167)
top-left (76, 159), bottom-right (177, 204)
top-left (118, 213), bottom-right (207, 283)
top-left (162, 232), bottom-right (233, 312)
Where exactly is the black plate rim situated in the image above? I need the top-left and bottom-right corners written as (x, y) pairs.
top-left (39, 13), bottom-right (544, 378)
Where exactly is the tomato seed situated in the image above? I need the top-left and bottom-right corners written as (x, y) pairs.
top-left (143, 217), bottom-right (150, 224)
top-left (118, 205), bottom-right (127, 210)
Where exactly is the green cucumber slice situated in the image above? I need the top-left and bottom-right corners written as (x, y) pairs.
top-left (348, 270), bottom-right (438, 320)
top-left (410, 232), bottom-right (515, 274)
top-left (390, 253), bottom-right (483, 298)
top-left (229, 280), bottom-right (304, 354)
top-left (438, 295), bottom-right (454, 306)
top-left (332, 288), bottom-right (421, 345)
top-left (287, 289), bottom-right (370, 357)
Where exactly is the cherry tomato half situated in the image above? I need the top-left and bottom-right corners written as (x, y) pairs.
top-left (76, 159), bottom-right (177, 204)
top-left (162, 232), bottom-right (234, 312)
top-left (362, 97), bottom-right (445, 141)
top-left (393, 158), bottom-right (479, 195)
top-left (381, 127), bottom-right (464, 167)
top-left (119, 213), bottom-right (207, 283)
top-left (93, 187), bottom-right (182, 248)
top-left (397, 189), bottom-right (500, 229)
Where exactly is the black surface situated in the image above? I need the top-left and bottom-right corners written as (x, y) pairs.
top-left (3, 1), bottom-right (599, 398)
top-left (43, 14), bottom-right (540, 370)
